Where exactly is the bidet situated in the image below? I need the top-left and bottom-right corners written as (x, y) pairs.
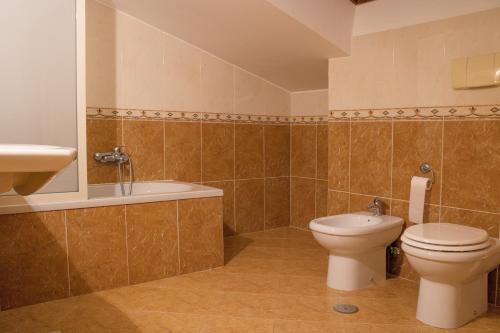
top-left (310, 212), bottom-right (403, 290)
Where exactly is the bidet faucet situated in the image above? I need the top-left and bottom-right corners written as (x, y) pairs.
top-left (368, 197), bottom-right (385, 216)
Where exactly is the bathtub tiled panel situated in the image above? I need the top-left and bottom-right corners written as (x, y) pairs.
top-left (87, 115), bottom-right (292, 236)
top-left (0, 197), bottom-right (223, 310)
top-left (0, 211), bottom-right (68, 310)
top-left (178, 197), bottom-right (224, 274)
top-left (126, 201), bottom-right (179, 284)
top-left (327, 115), bottom-right (500, 305)
top-left (66, 206), bottom-right (129, 296)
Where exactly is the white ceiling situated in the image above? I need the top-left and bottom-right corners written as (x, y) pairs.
top-left (97, 0), bottom-right (354, 91)
top-left (354, 0), bottom-right (500, 36)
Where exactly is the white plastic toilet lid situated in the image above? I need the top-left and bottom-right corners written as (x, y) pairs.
top-left (403, 223), bottom-right (489, 246)
top-left (401, 234), bottom-right (491, 252)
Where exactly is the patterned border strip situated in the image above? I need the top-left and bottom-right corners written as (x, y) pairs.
top-left (290, 115), bottom-right (328, 124)
top-left (329, 105), bottom-right (500, 121)
top-left (86, 107), bottom-right (299, 124)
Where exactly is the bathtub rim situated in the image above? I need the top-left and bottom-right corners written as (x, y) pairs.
top-left (0, 180), bottom-right (223, 215)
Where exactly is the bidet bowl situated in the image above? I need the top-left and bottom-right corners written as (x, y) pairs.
top-left (310, 212), bottom-right (403, 254)
top-left (309, 212), bottom-right (403, 291)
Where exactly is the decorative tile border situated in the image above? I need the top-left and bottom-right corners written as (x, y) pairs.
top-left (86, 107), bottom-right (295, 124)
top-left (290, 115), bottom-right (328, 124)
top-left (88, 106), bottom-right (500, 123)
top-left (329, 105), bottom-right (500, 121)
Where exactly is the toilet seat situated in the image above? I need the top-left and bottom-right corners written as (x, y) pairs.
top-left (401, 234), bottom-right (491, 252)
top-left (402, 223), bottom-right (491, 253)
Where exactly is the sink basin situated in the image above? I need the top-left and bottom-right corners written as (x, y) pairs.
top-left (0, 144), bottom-right (77, 195)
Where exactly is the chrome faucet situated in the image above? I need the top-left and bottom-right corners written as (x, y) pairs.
top-left (94, 146), bottom-right (134, 196)
top-left (94, 146), bottom-right (129, 164)
top-left (368, 197), bottom-right (385, 216)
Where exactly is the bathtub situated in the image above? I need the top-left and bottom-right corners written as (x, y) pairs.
top-left (0, 181), bottom-right (223, 214)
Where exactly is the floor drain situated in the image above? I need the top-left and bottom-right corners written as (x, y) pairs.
top-left (333, 304), bottom-right (359, 314)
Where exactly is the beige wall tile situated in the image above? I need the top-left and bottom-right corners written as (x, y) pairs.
top-left (0, 211), bottom-right (68, 310)
top-left (178, 198), bottom-right (224, 274)
top-left (392, 120), bottom-right (442, 204)
top-left (123, 120), bottom-right (164, 181)
top-left (235, 69), bottom-right (290, 116)
top-left (164, 121), bottom-right (201, 182)
top-left (85, 0), bottom-right (118, 108)
top-left (264, 125), bottom-right (290, 177)
top-left (327, 190), bottom-right (349, 216)
top-left (235, 68), bottom-right (266, 115)
top-left (329, 57), bottom-right (353, 110)
top-left (163, 34), bottom-right (201, 111)
top-left (350, 121), bottom-right (392, 197)
top-left (201, 122), bottom-right (235, 181)
top-left (235, 179), bottom-right (265, 233)
top-left (328, 122), bottom-right (350, 191)
top-left (291, 125), bottom-right (317, 178)
top-left (291, 177), bottom-right (316, 229)
top-left (235, 124), bottom-right (264, 179)
top-left (316, 124), bottom-right (328, 181)
top-left (442, 120), bottom-right (500, 214)
top-left (115, 9), bottom-right (164, 110)
top-left (201, 53), bottom-right (234, 114)
top-left (126, 202), bottom-right (179, 284)
top-left (315, 180), bottom-right (328, 218)
top-left (265, 178), bottom-right (290, 229)
top-left (329, 8), bottom-right (500, 111)
top-left (290, 90), bottom-right (328, 117)
top-left (204, 180), bottom-right (235, 236)
top-left (86, 119), bottom-right (122, 184)
top-left (350, 32), bottom-right (396, 110)
top-left (264, 84), bottom-right (290, 117)
top-left (66, 206), bottom-right (128, 295)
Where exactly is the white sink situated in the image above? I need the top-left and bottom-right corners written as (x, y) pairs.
top-left (0, 144), bottom-right (77, 195)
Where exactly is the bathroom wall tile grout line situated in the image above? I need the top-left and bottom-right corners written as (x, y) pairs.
top-left (232, 121), bottom-right (237, 232)
top-left (124, 205), bottom-right (130, 285)
top-left (348, 118), bottom-right (352, 212)
top-left (329, 188), bottom-right (500, 217)
top-left (63, 210), bottom-right (71, 297)
top-left (438, 116), bottom-right (445, 224)
top-left (389, 118), bottom-right (394, 216)
top-left (176, 200), bottom-right (181, 274)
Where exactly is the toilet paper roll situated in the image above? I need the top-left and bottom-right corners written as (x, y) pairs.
top-left (409, 176), bottom-right (429, 224)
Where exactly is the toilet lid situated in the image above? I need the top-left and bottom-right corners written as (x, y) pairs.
top-left (403, 223), bottom-right (489, 246)
top-left (401, 234), bottom-right (491, 252)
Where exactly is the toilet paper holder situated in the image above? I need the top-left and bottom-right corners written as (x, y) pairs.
top-left (418, 162), bottom-right (435, 190)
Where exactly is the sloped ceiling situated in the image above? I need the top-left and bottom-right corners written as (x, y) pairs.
top-left (97, 0), bottom-right (355, 91)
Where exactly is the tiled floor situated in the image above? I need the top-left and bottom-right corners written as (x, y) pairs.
top-left (0, 227), bottom-right (499, 332)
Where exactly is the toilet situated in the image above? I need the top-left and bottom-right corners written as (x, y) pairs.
top-left (310, 212), bottom-right (403, 291)
top-left (401, 223), bottom-right (500, 329)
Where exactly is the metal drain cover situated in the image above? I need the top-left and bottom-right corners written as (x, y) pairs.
top-left (333, 304), bottom-right (359, 314)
